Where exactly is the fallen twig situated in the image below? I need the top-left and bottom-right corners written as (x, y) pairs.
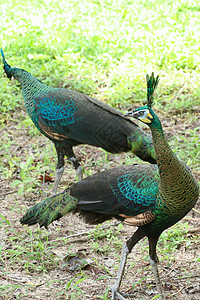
top-left (174, 275), bottom-right (200, 280)
top-left (13, 137), bottom-right (36, 153)
top-left (184, 217), bottom-right (200, 221)
top-left (188, 227), bottom-right (200, 234)
top-left (0, 190), bottom-right (18, 197)
top-left (48, 221), bottom-right (123, 244)
top-left (192, 208), bottom-right (200, 215)
top-left (171, 83), bottom-right (186, 102)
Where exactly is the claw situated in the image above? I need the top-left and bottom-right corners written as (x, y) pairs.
top-left (111, 288), bottom-right (127, 300)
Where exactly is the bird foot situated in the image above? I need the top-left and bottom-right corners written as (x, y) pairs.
top-left (111, 286), bottom-right (135, 300)
top-left (76, 165), bottom-right (83, 181)
top-left (110, 286), bottom-right (127, 300)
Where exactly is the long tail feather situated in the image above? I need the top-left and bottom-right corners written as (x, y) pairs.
top-left (20, 189), bottom-right (78, 229)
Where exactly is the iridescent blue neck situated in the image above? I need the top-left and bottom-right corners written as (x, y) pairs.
top-left (147, 108), bottom-right (163, 132)
top-left (147, 108), bottom-right (171, 161)
top-left (10, 67), bottom-right (42, 86)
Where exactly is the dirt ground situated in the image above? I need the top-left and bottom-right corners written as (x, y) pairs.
top-left (0, 109), bottom-right (200, 300)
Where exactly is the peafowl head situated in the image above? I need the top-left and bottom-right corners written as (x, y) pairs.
top-left (1, 48), bottom-right (13, 79)
top-left (125, 73), bottom-right (159, 125)
top-left (1, 49), bottom-right (42, 86)
top-left (126, 106), bottom-right (154, 124)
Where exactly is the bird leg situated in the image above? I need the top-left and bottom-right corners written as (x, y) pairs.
top-left (69, 157), bottom-right (83, 181)
top-left (62, 147), bottom-right (83, 181)
top-left (111, 228), bottom-right (145, 300)
top-left (111, 243), bottom-right (129, 300)
top-left (148, 236), bottom-right (166, 299)
top-left (149, 257), bottom-right (166, 299)
top-left (52, 166), bottom-right (64, 195)
top-left (52, 147), bottom-right (83, 194)
top-left (52, 147), bottom-right (65, 195)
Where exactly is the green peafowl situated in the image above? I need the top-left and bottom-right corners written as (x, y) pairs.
top-left (1, 49), bottom-right (156, 195)
top-left (20, 73), bottom-right (199, 299)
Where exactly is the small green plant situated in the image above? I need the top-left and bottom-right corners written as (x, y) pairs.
top-left (18, 116), bottom-right (40, 137)
top-left (87, 222), bottom-right (123, 240)
top-left (87, 223), bottom-right (124, 254)
top-left (55, 273), bottom-right (89, 298)
top-left (97, 286), bottom-right (110, 299)
top-left (0, 284), bottom-right (23, 297)
top-left (0, 214), bottom-right (11, 226)
top-left (11, 156), bottom-right (38, 195)
top-left (171, 128), bottom-right (200, 171)
top-left (159, 222), bottom-right (191, 255)
top-left (0, 226), bottom-right (59, 274)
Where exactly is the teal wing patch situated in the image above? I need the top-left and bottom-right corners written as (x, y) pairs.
top-left (110, 167), bottom-right (159, 215)
top-left (35, 97), bottom-right (77, 125)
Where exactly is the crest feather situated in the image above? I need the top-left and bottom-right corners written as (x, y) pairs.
top-left (146, 72), bottom-right (159, 108)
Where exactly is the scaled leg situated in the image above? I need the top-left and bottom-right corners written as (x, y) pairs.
top-left (111, 228), bottom-right (145, 299)
top-left (52, 147), bottom-right (65, 195)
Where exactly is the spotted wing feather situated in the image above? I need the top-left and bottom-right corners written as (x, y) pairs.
top-left (72, 165), bottom-right (159, 216)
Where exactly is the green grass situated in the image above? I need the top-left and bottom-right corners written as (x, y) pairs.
top-left (1, 0), bottom-right (200, 112)
top-left (171, 127), bottom-right (200, 170)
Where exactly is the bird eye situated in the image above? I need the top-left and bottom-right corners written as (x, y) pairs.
top-left (138, 111), bottom-right (144, 117)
